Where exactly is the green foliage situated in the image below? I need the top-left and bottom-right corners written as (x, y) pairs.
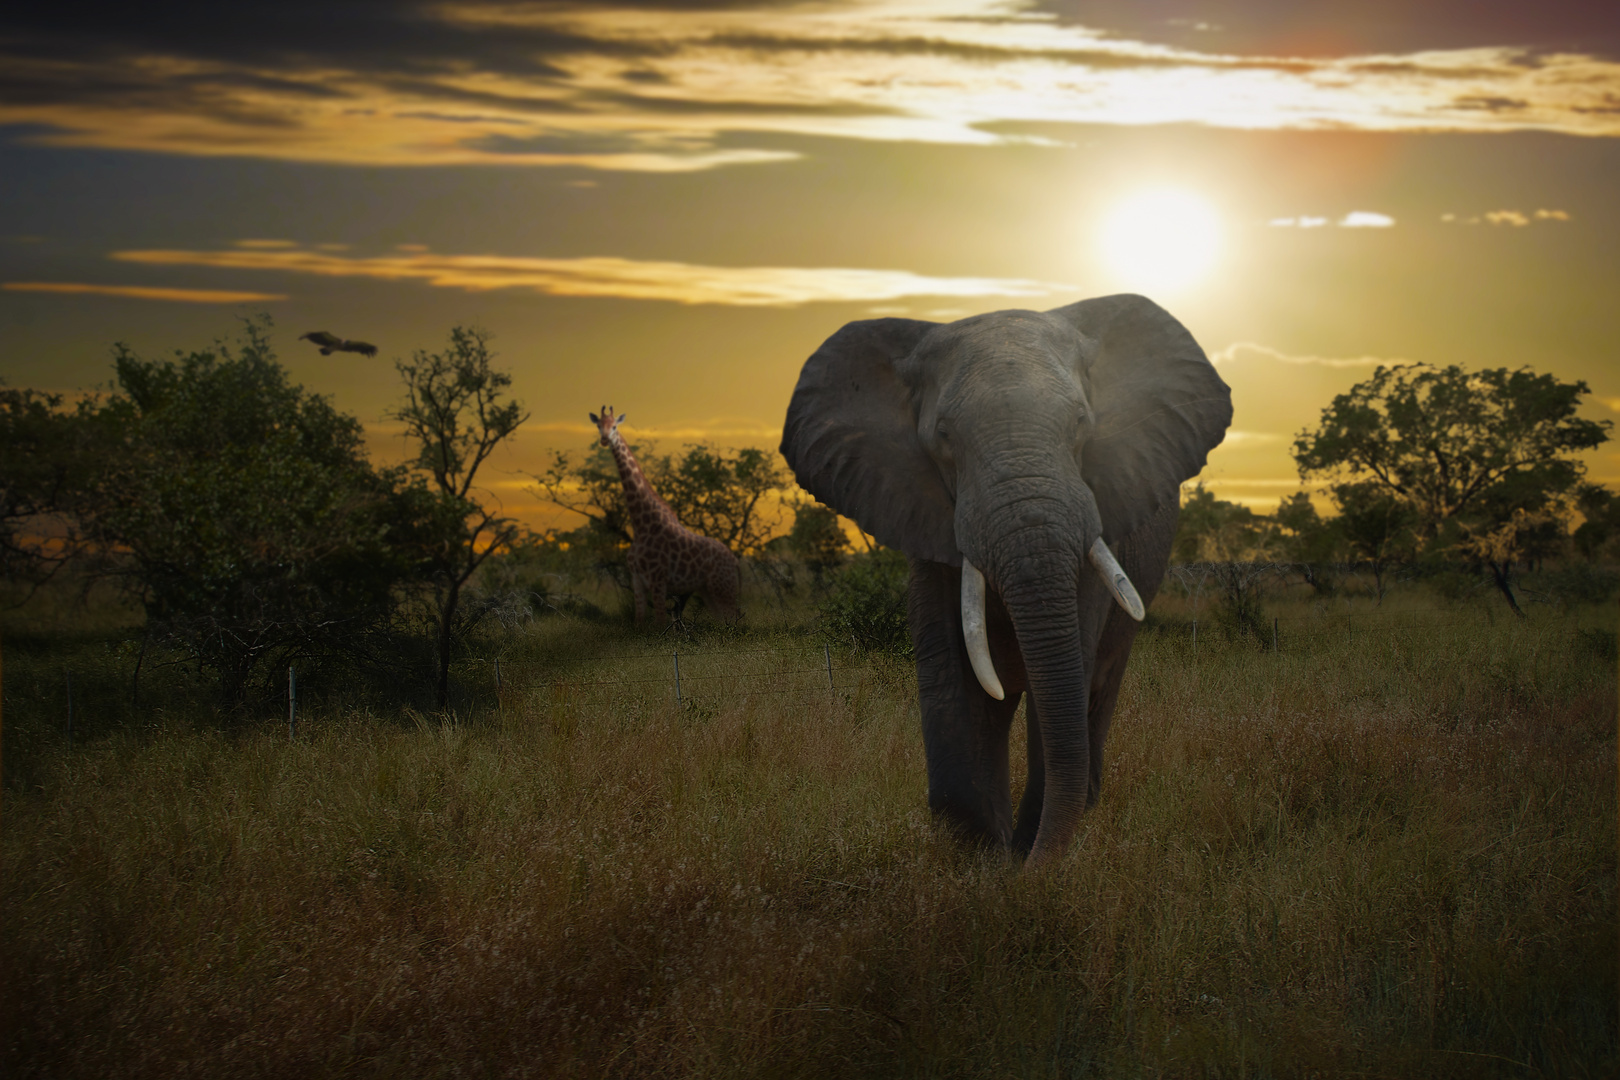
top-left (392, 326), bottom-right (530, 708)
top-left (657, 444), bottom-right (791, 555)
top-left (0, 383), bottom-right (103, 584)
top-left (786, 500), bottom-right (850, 584)
top-left (1269, 492), bottom-right (1342, 595)
top-left (532, 440), bottom-right (794, 593)
top-left (1574, 483), bottom-right (1620, 560)
top-left (84, 321), bottom-right (430, 704)
top-left (1293, 362), bottom-right (1611, 612)
top-left (1171, 484), bottom-right (1280, 640)
top-left (818, 547), bottom-right (912, 656)
top-left (1293, 362), bottom-right (1610, 530)
top-left (1172, 482), bottom-right (1270, 563)
top-left (1538, 562), bottom-right (1620, 608)
top-left (1330, 481), bottom-right (1420, 602)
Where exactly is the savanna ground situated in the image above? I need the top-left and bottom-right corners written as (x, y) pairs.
top-left (2, 570), bottom-right (1616, 1078)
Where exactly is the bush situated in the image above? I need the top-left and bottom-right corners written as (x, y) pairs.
top-left (818, 548), bottom-right (911, 656)
top-left (1539, 562), bottom-right (1620, 607)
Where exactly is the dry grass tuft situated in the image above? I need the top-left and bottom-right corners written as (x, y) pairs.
top-left (3, 592), bottom-right (1615, 1077)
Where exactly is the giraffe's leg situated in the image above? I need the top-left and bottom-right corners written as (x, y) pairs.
top-left (632, 568), bottom-right (647, 627)
top-left (711, 560), bottom-right (741, 622)
top-left (647, 571), bottom-right (669, 628)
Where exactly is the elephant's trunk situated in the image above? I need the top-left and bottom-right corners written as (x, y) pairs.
top-left (961, 539), bottom-right (1141, 704)
top-left (993, 552), bottom-right (1093, 867)
top-left (957, 480), bottom-right (1096, 867)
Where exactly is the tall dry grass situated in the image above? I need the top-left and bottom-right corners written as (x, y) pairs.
top-left (3, 590), bottom-right (1615, 1078)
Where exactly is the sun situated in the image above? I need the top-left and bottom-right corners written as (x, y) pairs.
top-left (1095, 189), bottom-right (1222, 294)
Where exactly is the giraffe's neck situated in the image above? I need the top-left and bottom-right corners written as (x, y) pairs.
top-left (607, 429), bottom-right (676, 529)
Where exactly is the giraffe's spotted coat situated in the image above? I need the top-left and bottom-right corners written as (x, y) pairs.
top-left (593, 407), bottom-right (742, 627)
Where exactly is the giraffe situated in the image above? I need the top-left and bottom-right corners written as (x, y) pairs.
top-left (592, 407), bottom-right (742, 628)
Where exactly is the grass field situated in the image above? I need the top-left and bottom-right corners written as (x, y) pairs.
top-left (2, 578), bottom-right (1616, 1077)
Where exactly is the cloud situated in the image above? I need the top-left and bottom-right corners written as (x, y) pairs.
top-left (0, 2), bottom-right (1617, 170)
top-left (1211, 342), bottom-right (1404, 369)
top-left (1338, 211), bottom-right (1395, 228)
top-left (108, 246), bottom-right (1071, 307)
top-left (3, 281), bottom-right (287, 303)
top-left (1268, 211), bottom-right (1393, 228)
top-left (1601, 397), bottom-right (1620, 413)
top-left (1442, 207), bottom-right (1573, 224)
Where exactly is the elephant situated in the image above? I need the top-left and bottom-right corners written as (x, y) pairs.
top-left (780, 294), bottom-right (1231, 868)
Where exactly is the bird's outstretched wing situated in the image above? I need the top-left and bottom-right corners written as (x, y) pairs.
top-left (300, 331), bottom-right (376, 357)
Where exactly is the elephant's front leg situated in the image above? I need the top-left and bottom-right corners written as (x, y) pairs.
top-left (907, 557), bottom-right (1025, 848)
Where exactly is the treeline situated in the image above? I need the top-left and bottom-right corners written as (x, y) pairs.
top-left (4, 324), bottom-right (1614, 710)
top-left (0, 320), bottom-right (853, 713)
top-left (1, 319), bottom-right (530, 712)
top-left (1171, 361), bottom-right (1617, 627)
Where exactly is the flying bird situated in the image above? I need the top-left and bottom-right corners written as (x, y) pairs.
top-left (299, 331), bottom-right (378, 357)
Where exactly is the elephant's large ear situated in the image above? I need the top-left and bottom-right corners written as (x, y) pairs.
top-left (781, 317), bottom-right (959, 563)
top-left (1048, 294), bottom-right (1232, 542)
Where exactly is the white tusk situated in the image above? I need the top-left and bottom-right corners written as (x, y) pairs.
top-left (1089, 537), bottom-right (1145, 621)
top-left (960, 558), bottom-right (1005, 700)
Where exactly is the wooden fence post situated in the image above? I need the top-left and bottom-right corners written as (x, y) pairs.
top-left (66, 668), bottom-right (73, 741)
top-left (824, 644), bottom-right (835, 692)
top-left (673, 652), bottom-right (682, 704)
top-left (288, 665), bottom-right (297, 740)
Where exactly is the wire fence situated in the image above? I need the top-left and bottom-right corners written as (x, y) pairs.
top-left (1139, 607), bottom-right (1575, 653)
top-left (460, 643), bottom-right (858, 712)
top-left (28, 610), bottom-right (1609, 742)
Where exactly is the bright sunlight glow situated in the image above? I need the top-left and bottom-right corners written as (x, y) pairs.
top-left (1096, 189), bottom-right (1222, 294)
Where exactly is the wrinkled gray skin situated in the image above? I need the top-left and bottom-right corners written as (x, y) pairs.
top-left (781, 295), bottom-right (1232, 868)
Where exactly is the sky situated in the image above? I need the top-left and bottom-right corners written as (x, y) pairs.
top-left (3, 0), bottom-right (1618, 532)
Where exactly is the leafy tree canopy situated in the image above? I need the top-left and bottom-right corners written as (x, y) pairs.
top-left (1292, 363), bottom-right (1609, 533)
top-left (534, 440), bottom-right (792, 562)
top-left (0, 383), bottom-right (104, 586)
top-left (88, 320), bottom-right (431, 702)
top-left (1293, 362), bottom-right (1610, 613)
top-left (391, 326), bottom-right (529, 708)
top-left (1172, 482), bottom-right (1269, 564)
top-left (786, 500), bottom-right (851, 580)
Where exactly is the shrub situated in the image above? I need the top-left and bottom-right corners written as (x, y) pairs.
top-left (819, 547), bottom-right (912, 656)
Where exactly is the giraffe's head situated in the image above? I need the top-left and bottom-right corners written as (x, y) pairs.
top-left (589, 407), bottom-right (625, 446)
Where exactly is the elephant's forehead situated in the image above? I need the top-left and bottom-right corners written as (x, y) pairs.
top-left (910, 312), bottom-right (1089, 398)
top-left (919, 311), bottom-right (1082, 364)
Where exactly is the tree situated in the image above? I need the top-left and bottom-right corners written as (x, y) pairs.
top-left (532, 440), bottom-right (793, 586)
top-left (1270, 491), bottom-right (1342, 595)
top-left (1573, 483), bottom-right (1620, 560)
top-left (1170, 483), bottom-right (1279, 639)
top-left (1294, 363), bottom-right (1610, 613)
top-left (0, 384), bottom-right (102, 590)
top-left (819, 547), bottom-right (911, 656)
top-left (786, 499), bottom-right (851, 586)
top-left (1330, 481), bottom-right (1418, 604)
top-left (86, 321), bottom-right (426, 704)
top-left (1172, 482), bottom-right (1269, 565)
top-left (657, 445), bottom-right (791, 556)
top-left (393, 326), bottom-right (529, 710)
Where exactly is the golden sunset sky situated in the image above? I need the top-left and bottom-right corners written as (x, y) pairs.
top-left (3, 0), bottom-right (1617, 532)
